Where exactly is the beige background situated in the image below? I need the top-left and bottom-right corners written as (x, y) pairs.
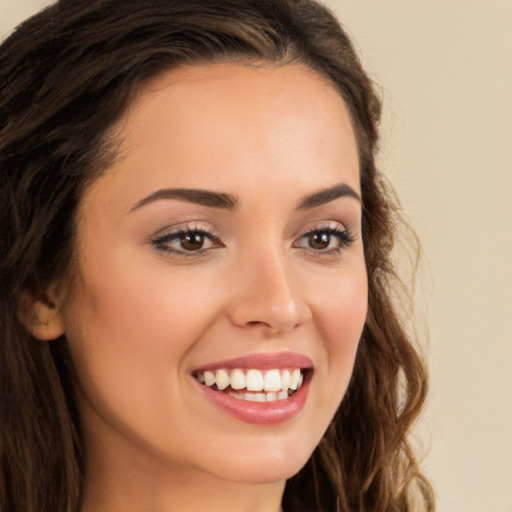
top-left (2, 1), bottom-right (511, 511)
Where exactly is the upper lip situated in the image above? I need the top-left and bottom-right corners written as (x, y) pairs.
top-left (193, 352), bottom-right (313, 372)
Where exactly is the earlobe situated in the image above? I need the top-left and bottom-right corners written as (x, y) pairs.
top-left (18, 286), bottom-right (65, 341)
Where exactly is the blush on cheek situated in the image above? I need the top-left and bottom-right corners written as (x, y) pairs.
top-left (318, 278), bottom-right (367, 375)
top-left (321, 274), bottom-right (367, 328)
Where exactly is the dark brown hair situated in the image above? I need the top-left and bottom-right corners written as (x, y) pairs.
top-left (0, 1), bottom-right (434, 510)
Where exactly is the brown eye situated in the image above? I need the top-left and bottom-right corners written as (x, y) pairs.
top-left (180, 232), bottom-right (205, 251)
top-left (293, 225), bottom-right (354, 255)
top-left (153, 228), bottom-right (220, 256)
top-left (308, 231), bottom-right (331, 250)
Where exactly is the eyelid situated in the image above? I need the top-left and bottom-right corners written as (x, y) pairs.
top-left (151, 222), bottom-right (224, 258)
top-left (149, 220), bottom-right (356, 260)
top-left (292, 221), bottom-right (355, 254)
top-left (153, 228), bottom-right (218, 246)
top-left (155, 214), bottom-right (226, 235)
top-left (297, 219), bottom-right (347, 234)
top-left (294, 220), bottom-right (349, 242)
top-left (152, 222), bottom-right (219, 242)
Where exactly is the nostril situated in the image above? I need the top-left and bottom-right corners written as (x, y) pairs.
top-left (242, 318), bottom-right (301, 334)
top-left (226, 271), bottom-right (311, 333)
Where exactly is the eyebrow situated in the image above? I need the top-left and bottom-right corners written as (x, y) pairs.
top-left (130, 188), bottom-right (238, 212)
top-left (130, 182), bottom-right (360, 213)
top-left (297, 183), bottom-right (361, 209)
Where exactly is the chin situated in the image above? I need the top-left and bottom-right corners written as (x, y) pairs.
top-left (199, 436), bottom-right (315, 486)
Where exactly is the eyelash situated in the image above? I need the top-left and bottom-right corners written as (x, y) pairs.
top-left (293, 224), bottom-right (355, 256)
top-left (152, 226), bottom-right (222, 258)
top-left (152, 223), bottom-right (355, 259)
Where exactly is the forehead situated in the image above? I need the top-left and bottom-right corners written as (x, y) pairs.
top-left (84, 62), bottom-right (360, 212)
top-left (130, 61), bottom-right (350, 123)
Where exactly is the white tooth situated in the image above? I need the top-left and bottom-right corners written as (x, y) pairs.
top-left (281, 369), bottom-right (291, 390)
top-left (216, 369), bottom-right (230, 390)
top-left (244, 393), bottom-right (258, 402)
top-left (277, 390), bottom-right (288, 400)
top-left (297, 372), bottom-right (304, 389)
top-left (264, 369), bottom-right (281, 392)
top-left (228, 391), bottom-right (244, 400)
top-left (231, 369), bottom-right (246, 390)
top-left (204, 371), bottom-right (216, 387)
top-left (197, 372), bottom-right (205, 384)
top-left (246, 369), bottom-right (264, 391)
top-left (289, 368), bottom-right (301, 390)
top-left (266, 392), bottom-right (278, 402)
top-left (253, 393), bottom-right (266, 402)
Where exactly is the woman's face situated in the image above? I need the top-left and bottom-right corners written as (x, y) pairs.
top-left (57, 63), bottom-right (367, 487)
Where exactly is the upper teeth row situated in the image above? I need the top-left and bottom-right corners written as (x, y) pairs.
top-left (196, 368), bottom-right (304, 392)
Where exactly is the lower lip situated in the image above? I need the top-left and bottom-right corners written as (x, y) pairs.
top-left (196, 375), bottom-right (311, 425)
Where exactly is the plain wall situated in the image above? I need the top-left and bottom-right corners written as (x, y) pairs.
top-left (2, 1), bottom-right (511, 511)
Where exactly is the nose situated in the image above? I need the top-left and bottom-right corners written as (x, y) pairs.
top-left (227, 248), bottom-right (312, 336)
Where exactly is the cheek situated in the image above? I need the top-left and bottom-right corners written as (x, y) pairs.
top-left (314, 257), bottom-right (367, 343)
top-left (310, 260), bottom-right (367, 401)
top-left (328, 273), bottom-right (367, 347)
top-left (59, 255), bottom-right (221, 424)
top-left (66, 250), bottom-right (218, 348)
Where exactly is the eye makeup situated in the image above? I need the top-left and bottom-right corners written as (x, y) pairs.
top-left (292, 223), bottom-right (355, 259)
top-left (152, 224), bottom-right (223, 258)
top-left (151, 219), bottom-right (355, 262)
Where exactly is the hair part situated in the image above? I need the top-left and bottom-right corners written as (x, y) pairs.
top-left (0, 1), bottom-right (434, 510)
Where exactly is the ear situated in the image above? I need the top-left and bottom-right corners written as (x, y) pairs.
top-left (18, 284), bottom-right (65, 341)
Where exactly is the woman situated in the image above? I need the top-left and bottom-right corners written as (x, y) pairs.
top-left (0, 1), bottom-right (434, 511)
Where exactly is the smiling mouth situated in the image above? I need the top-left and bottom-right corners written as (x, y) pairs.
top-left (193, 368), bottom-right (309, 402)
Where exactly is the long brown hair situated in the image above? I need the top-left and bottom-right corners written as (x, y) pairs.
top-left (0, 1), bottom-right (434, 510)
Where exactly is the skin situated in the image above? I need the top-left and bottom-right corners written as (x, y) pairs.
top-left (35, 63), bottom-right (368, 512)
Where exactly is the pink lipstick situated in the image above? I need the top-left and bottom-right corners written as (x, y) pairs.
top-left (192, 352), bottom-right (313, 425)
